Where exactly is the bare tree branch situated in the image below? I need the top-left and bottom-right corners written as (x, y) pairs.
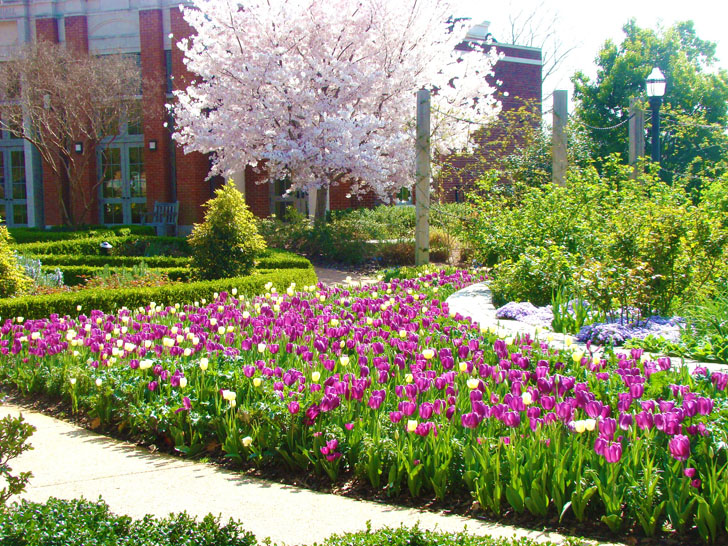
top-left (0, 42), bottom-right (141, 226)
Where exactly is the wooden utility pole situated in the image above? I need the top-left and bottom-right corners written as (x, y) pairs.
top-left (628, 98), bottom-right (645, 178)
top-left (552, 90), bottom-right (568, 186)
top-left (415, 89), bottom-right (430, 266)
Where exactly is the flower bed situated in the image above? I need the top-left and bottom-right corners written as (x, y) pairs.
top-left (0, 270), bottom-right (726, 541)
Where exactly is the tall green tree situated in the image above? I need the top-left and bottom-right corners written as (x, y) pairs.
top-left (572, 20), bottom-right (728, 184)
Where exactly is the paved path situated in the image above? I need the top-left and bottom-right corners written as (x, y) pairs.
top-left (446, 282), bottom-right (728, 373)
top-left (0, 403), bottom-right (604, 546)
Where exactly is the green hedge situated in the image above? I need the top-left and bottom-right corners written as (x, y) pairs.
top-left (256, 248), bottom-right (312, 269)
top-left (31, 249), bottom-right (308, 270)
top-left (0, 497), bottom-right (255, 546)
top-left (8, 225), bottom-right (155, 243)
top-left (34, 255), bottom-right (191, 268)
top-left (0, 498), bottom-right (577, 546)
top-left (44, 265), bottom-right (192, 285)
top-left (15, 236), bottom-right (189, 257)
top-left (0, 266), bottom-right (317, 320)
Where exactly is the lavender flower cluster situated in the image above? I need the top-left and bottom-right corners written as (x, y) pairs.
top-left (577, 316), bottom-right (685, 345)
top-left (495, 301), bottom-right (553, 328)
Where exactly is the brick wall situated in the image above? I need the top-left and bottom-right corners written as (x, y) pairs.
top-left (35, 18), bottom-right (63, 225)
top-left (170, 7), bottom-right (211, 227)
top-left (438, 43), bottom-right (542, 203)
top-left (63, 15), bottom-right (98, 225)
top-left (140, 9), bottom-right (172, 210)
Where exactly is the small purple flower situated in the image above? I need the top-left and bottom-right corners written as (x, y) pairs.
top-left (684, 467), bottom-right (697, 478)
top-left (287, 401), bottom-right (300, 415)
top-left (175, 396), bottom-right (192, 414)
top-left (147, 381), bottom-right (158, 392)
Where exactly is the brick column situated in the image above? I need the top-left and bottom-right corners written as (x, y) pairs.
top-left (170, 7), bottom-right (210, 227)
top-left (64, 15), bottom-right (98, 225)
top-left (140, 9), bottom-right (172, 212)
top-left (33, 19), bottom-right (63, 225)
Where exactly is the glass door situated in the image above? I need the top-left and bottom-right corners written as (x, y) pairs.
top-left (0, 148), bottom-right (28, 226)
top-left (98, 144), bottom-right (146, 225)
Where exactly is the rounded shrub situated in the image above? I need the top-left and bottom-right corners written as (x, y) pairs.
top-left (0, 225), bottom-right (32, 298)
top-left (188, 181), bottom-right (266, 280)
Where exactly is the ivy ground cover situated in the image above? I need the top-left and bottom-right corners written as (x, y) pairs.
top-left (1, 270), bottom-right (727, 542)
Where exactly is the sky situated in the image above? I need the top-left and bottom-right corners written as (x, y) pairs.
top-left (459, 0), bottom-right (728, 111)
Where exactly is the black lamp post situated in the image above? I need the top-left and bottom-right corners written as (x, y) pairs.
top-left (646, 67), bottom-right (666, 164)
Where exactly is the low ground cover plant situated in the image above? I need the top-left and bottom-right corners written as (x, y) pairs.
top-left (0, 270), bottom-right (726, 541)
top-left (0, 499), bottom-right (581, 546)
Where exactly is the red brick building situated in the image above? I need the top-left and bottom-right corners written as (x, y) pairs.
top-left (0, 3), bottom-right (540, 232)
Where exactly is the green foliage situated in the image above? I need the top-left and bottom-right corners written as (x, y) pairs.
top-left (0, 413), bottom-right (35, 506)
top-left (315, 524), bottom-right (579, 546)
top-left (0, 226), bottom-right (32, 298)
top-left (572, 20), bottom-right (728, 182)
top-left (8, 225), bottom-right (154, 244)
top-left (189, 181), bottom-right (266, 280)
top-left (489, 246), bottom-right (575, 307)
top-left (258, 208), bottom-right (368, 265)
top-left (462, 159), bottom-right (728, 315)
top-left (0, 497), bottom-right (256, 546)
top-left (258, 205), bottom-right (465, 266)
top-left (15, 236), bottom-right (189, 257)
top-left (0, 266), bottom-right (316, 320)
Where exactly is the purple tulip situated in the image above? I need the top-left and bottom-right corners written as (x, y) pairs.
top-left (599, 417), bottom-right (617, 439)
top-left (287, 401), bottom-right (300, 414)
top-left (669, 435), bottom-right (691, 461)
top-left (389, 411), bottom-right (404, 423)
top-left (604, 441), bottom-right (623, 463)
top-left (684, 467), bottom-right (697, 478)
top-left (461, 412), bottom-right (480, 429)
top-left (712, 372), bottom-right (728, 391)
top-left (697, 397), bottom-right (714, 415)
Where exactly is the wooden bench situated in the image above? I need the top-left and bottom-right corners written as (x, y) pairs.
top-left (143, 201), bottom-right (179, 236)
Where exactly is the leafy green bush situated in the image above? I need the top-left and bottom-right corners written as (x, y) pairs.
top-left (258, 209), bottom-right (369, 265)
top-left (0, 226), bottom-right (32, 298)
top-left (15, 236), bottom-right (189, 257)
top-left (0, 413), bottom-right (35, 506)
top-left (0, 266), bottom-right (316, 320)
top-left (0, 497), bottom-right (256, 546)
top-left (489, 246), bottom-right (575, 307)
top-left (189, 181), bottom-right (266, 280)
top-left (462, 159), bottom-right (728, 315)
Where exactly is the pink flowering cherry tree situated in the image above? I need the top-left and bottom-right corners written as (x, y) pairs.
top-left (171, 0), bottom-right (501, 214)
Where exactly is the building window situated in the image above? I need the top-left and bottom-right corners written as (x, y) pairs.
top-left (0, 148), bottom-right (28, 226)
top-left (98, 143), bottom-right (147, 225)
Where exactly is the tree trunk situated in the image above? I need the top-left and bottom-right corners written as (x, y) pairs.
top-left (314, 187), bottom-right (327, 221)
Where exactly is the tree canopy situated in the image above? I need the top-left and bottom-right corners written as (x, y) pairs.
top-left (171, 0), bottom-right (502, 203)
top-left (572, 20), bottom-right (728, 184)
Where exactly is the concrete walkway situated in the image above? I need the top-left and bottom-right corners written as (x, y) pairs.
top-left (0, 403), bottom-right (604, 546)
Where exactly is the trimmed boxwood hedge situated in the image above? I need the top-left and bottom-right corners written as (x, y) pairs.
top-left (0, 266), bottom-right (317, 320)
top-left (15, 235), bottom-right (189, 257)
top-left (32, 249), bottom-right (310, 270)
top-left (7, 225), bottom-right (155, 244)
top-left (43, 265), bottom-right (192, 285)
top-left (32, 255), bottom-right (190, 268)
